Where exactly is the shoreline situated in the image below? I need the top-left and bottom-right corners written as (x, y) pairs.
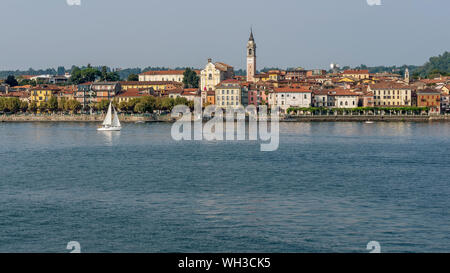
top-left (1, 114), bottom-right (450, 123)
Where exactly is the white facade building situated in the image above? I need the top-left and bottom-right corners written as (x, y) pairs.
top-left (268, 87), bottom-right (312, 112)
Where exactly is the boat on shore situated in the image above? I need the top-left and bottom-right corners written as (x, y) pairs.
top-left (97, 102), bottom-right (121, 131)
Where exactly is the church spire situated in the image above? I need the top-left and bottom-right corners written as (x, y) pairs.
top-left (249, 27), bottom-right (254, 42)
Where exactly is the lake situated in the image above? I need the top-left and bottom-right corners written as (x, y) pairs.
top-left (0, 121), bottom-right (449, 252)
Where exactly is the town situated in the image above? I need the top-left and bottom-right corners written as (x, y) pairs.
top-left (0, 31), bottom-right (449, 118)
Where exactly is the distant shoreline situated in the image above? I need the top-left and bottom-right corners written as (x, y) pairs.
top-left (1, 114), bottom-right (450, 123)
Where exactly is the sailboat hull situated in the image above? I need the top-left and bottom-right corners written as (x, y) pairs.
top-left (97, 126), bottom-right (122, 131)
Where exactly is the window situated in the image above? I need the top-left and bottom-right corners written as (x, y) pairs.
top-left (208, 74), bottom-right (212, 80)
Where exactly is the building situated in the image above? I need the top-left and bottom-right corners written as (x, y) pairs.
top-left (138, 70), bottom-right (199, 83)
top-left (268, 87), bottom-right (312, 112)
top-left (285, 68), bottom-right (307, 81)
top-left (116, 89), bottom-right (150, 103)
top-left (90, 82), bottom-right (121, 102)
top-left (306, 69), bottom-right (327, 77)
top-left (328, 89), bottom-right (359, 108)
top-left (247, 29), bottom-right (257, 82)
top-left (200, 59), bottom-right (234, 92)
top-left (74, 82), bottom-right (94, 109)
top-left (215, 79), bottom-right (248, 109)
top-left (343, 69), bottom-right (370, 80)
top-left (368, 82), bottom-right (412, 106)
top-left (206, 91), bottom-right (216, 106)
top-left (312, 90), bottom-right (330, 107)
top-left (30, 86), bottom-right (60, 106)
top-left (417, 89), bottom-right (441, 114)
top-left (120, 81), bottom-right (181, 92)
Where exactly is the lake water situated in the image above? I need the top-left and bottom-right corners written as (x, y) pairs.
top-left (0, 122), bottom-right (449, 253)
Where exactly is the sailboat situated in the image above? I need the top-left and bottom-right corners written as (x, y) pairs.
top-left (97, 102), bottom-right (121, 131)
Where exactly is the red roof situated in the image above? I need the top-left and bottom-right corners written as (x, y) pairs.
top-left (274, 87), bottom-right (311, 93)
top-left (343, 70), bottom-right (369, 74)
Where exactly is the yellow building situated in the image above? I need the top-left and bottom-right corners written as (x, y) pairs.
top-left (343, 69), bottom-right (370, 80)
top-left (368, 82), bottom-right (412, 106)
top-left (30, 86), bottom-right (59, 106)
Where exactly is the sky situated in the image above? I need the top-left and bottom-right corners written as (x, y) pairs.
top-left (0, 0), bottom-right (449, 70)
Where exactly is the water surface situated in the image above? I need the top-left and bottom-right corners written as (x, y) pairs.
top-left (0, 122), bottom-right (449, 252)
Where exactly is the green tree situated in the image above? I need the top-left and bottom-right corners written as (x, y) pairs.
top-left (58, 97), bottom-right (67, 112)
top-left (160, 97), bottom-right (174, 111)
top-left (82, 67), bottom-right (101, 82)
top-left (98, 99), bottom-right (110, 112)
top-left (101, 66), bottom-right (108, 81)
top-left (127, 73), bottom-right (139, 81)
top-left (5, 75), bottom-right (18, 87)
top-left (29, 101), bottom-right (38, 113)
top-left (4, 98), bottom-right (21, 113)
top-left (38, 102), bottom-right (47, 113)
top-left (20, 101), bottom-right (28, 112)
top-left (70, 66), bottom-right (83, 84)
top-left (47, 97), bottom-right (59, 113)
top-left (182, 68), bottom-right (200, 88)
top-left (65, 99), bottom-right (82, 113)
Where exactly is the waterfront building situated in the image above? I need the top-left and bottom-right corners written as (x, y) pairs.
top-left (138, 70), bottom-right (200, 83)
top-left (30, 86), bottom-right (60, 106)
top-left (328, 89), bottom-right (359, 108)
top-left (368, 82), bottom-right (412, 106)
top-left (120, 81), bottom-right (181, 92)
top-left (74, 82), bottom-right (93, 109)
top-left (206, 91), bottom-right (216, 105)
top-left (200, 59), bottom-right (234, 92)
top-left (116, 88), bottom-right (149, 103)
top-left (215, 79), bottom-right (248, 109)
top-left (268, 87), bottom-right (312, 112)
top-left (312, 90), bottom-right (330, 107)
top-left (90, 82), bottom-right (121, 102)
top-left (417, 89), bottom-right (441, 114)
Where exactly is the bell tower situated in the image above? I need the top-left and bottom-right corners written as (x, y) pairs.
top-left (246, 28), bottom-right (256, 82)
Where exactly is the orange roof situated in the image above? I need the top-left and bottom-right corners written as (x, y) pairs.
top-left (274, 87), bottom-right (311, 93)
top-left (117, 88), bottom-right (145, 97)
top-left (328, 89), bottom-right (358, 96)
top-left (369, 82), bottom-right (410, 90)
top-left (343, 69), bottom-right (369, 74)
top-left (139, 70), bottom-right (200, 76)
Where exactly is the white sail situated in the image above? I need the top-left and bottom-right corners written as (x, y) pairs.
top-left (112, 106), bottom-right (121, 127)
top-left (103, 102), bottom-right (113, 126)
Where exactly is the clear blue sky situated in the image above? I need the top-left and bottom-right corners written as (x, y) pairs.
top-left (0, 0), bottom-right (448, 70)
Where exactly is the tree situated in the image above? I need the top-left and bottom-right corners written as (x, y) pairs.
top-left (182, 68), bottom-right (200, 88)
top-left (160, 97), bottom-right (174, 111)
top-left (65, 99), bottom-right (82, 113)
top-left (70, 66), bottom-right (83, 84)
top-left (29, 101), bottom-right (38, 113)
top-left (127, 74), bottom-right (139, 81)
top-left (98, 99), bottom-right (110, 112)
top-left (20, 101), bottom-right (28, 112)
top-left (57, 66), bottom-right (66, 76)
top-left (82, 67), bottom-right (101, 82)
top-left (5, 75), bottom-right (18, 87)
top-left (38, 102), bottom-right (47, 113)
top-left (106, 71), bottom-right (120, 82)
top-left (101, 66), bottom-right (108, 81)
top-left (47, 97), bottom-right (58, 113)
top-left (58, 97), bottom-right (67, 112)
